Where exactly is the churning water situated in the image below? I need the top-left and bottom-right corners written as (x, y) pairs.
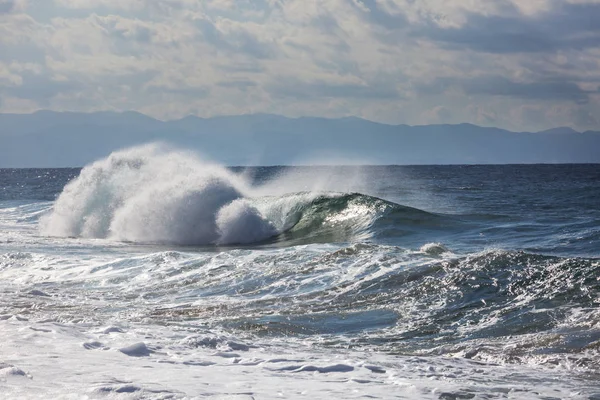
top-left (1, 145), bottom-right (599, 399)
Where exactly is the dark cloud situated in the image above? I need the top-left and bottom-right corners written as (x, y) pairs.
top-left (420, 15), bottom-right (553, 53)
top-left (418, 76), bottom-right (594, 103)
top-left (416, 2), bottom-right (600, 54)
top-left (520, 55), bottom-right (600, 83)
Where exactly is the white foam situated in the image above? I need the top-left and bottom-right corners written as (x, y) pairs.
top-left (419, 242), bottom-right (451, 256)
top-left (216, 200), bottom-right (276, 245)
top-left (0, 303), bottom-right (594, 399)
top-left (39, 144), bottom-right (278, 246)
top-left (118, 342), bottom-right (152, 357)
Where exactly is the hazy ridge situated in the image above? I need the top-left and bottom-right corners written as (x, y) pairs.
top-left (1, 110), bottom-right (599, 167)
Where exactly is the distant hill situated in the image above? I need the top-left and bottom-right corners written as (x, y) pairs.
top-left (1, 111), bottom-right (599, 167)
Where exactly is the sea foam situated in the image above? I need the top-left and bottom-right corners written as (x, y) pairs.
top-left (39, 144), bottom-right (277, 245)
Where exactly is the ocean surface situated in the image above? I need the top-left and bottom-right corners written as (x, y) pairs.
top-left (0, 144), bottom-right (599, 399)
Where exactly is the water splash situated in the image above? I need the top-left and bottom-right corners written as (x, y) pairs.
top-left (39, 144), bottom-right (277, 245)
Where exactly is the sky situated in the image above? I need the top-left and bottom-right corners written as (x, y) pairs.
top-left (1, 0), bottom-right (599, 132)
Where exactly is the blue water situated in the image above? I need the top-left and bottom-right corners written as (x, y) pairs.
top-left (1, 150), bottom-right (599, 398)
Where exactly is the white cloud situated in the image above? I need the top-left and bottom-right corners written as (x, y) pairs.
top-left (0, 62), bottom-right (22, 86)
top-left (0, 13), bottom-right (46, 44)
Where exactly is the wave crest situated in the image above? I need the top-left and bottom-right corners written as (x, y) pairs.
top-left (40, 144), bottom-right (440, 246)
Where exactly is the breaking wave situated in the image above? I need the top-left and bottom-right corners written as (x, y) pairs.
top-left (40, 144), bottom-right (441, 246)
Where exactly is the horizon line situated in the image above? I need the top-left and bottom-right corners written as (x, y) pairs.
top-left (2, 162), bottom-right (599, 170)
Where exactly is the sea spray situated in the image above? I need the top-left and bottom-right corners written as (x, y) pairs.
top-left (39, 144), bottom-right (277, 245)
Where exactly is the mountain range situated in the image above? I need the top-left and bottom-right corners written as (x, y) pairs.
top-left (1, 110), bottom-right (599, 167)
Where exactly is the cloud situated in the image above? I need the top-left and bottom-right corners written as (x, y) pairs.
top-left (418, 76), bottom-right (595, 103)
top-left (415, 2), bottom-right (600, 53)
top-left (0, 0), bottom-right (14, 13)
top-left (268, 77), bottom-right (400, 100)
top-left (510, 102), bottom-right (600, 132)
top-left (0, 0), bottom-right (26, 14)
top-left (0, 13), bottom-right (45, 45)
top-left (0, 62), bottom-right (23, 86)
top-left (191, 15), bottom-right (277, 59)
top-left (217, 80), bottom-right (257, 89)
top-left (421, 105), bottom-right (454, 124)
top-left (3, 71), bottom-right (79, 102)
top-left (54, 0), bottom-right (146, 11)
top-left (353, 0), bottom-right (408, 30)
top-left (0, 0), bottom-right (599, 131)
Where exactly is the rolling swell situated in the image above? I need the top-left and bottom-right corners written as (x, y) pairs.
top-left (270, 192), bottom-right (449, 246)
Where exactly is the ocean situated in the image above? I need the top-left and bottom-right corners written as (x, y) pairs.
top-left (0, 144), bottom-right (599, 399)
